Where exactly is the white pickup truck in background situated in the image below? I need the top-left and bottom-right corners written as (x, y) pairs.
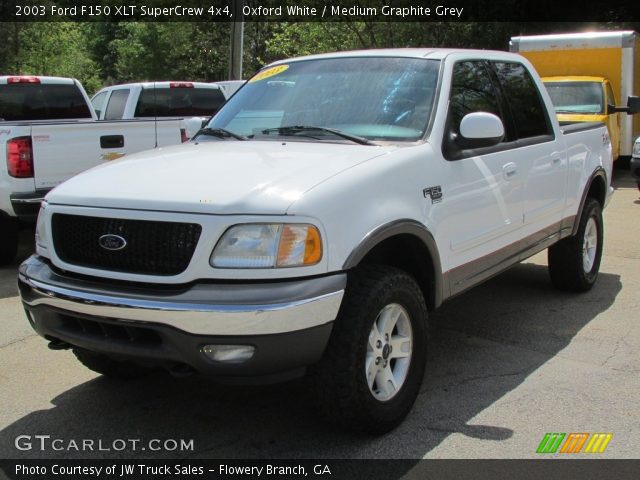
top-left (19, 50), bottom-right (614, 433)
top-left (91, 82), bottom-right (228, 139)
top-left (0, 75), bottom-right (186, 265)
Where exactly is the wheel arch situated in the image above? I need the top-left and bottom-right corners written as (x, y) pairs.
top-left (342, 220), bottom-right (443, 311)
top-left (572, 167), bottom-right (607, 237)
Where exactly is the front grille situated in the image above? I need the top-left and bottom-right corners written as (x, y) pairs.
top-left (51, 214), bottom-right (201, 275)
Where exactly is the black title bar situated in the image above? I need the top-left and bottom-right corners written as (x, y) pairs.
top-left (1, 0), bottom-right (640, 22)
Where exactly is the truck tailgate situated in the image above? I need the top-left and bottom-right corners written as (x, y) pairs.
top-left (30, 119), bottom-right (182, 190)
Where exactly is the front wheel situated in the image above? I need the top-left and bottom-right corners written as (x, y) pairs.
top-left (314, 265), bottom-right (428, 434)
top-left (548, 198), bottom-right (603, 292)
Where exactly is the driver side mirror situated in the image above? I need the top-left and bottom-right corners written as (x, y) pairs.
top-left (455, 112), bottom-right (505, 149)
top-left (607, 96), bottom-right (640, 115)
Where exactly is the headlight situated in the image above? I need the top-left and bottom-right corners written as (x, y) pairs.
top-left (211, 223), bottom-right (322, 268)
top-left (35, 201), bottom-right (48, 254)
top-left (633, 139), bottom-right (640, 157)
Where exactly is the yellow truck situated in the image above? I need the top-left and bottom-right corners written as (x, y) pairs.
top-left (510, 31), bottom-right (640, 160)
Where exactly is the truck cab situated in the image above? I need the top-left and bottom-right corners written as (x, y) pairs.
top-left (91, 82), bottom-right (228, 138)
top-left (543, 76), bottom-right (621, 159)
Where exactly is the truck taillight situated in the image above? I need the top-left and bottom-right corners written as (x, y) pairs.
top-left (6, 137), bottom-right (34, 178)
top-left (180, 128), bottom-right (188, 143)
top-left (7, 76), bottom-right (40, 84)
top-left (170, 82), bottom-right (193, 88)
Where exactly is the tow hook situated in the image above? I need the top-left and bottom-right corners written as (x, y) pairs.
top-left (47, 339), bottom-right (72, 350)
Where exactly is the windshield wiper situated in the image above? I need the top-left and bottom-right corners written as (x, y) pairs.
top-left (195, 127), bottom-right (247, 141)
top-left (260, 125), bottom-right (377, 146)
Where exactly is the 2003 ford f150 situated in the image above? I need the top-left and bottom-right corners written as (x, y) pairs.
top-left (18, 49), bottom-right (614, 433)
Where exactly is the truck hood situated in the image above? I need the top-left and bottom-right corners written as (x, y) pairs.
top-left (46, 140), bottom-right (393, 214)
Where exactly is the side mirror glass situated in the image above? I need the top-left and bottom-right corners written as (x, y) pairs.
top-left (455, 112), bottom-right (505, 149)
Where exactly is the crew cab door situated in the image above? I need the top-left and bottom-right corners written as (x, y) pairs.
top-left (441, 60), bottom-right (530, 294)
top-left (490, 61), bottom-right (567, 234)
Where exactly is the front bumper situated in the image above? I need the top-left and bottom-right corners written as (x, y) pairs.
top-left (18, 255), bottom-right (345, 381)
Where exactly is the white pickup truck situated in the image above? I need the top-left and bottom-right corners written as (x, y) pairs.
top-left (19, 49), bottom-right (613, 433)
top-left (0, 75), bottom-right (186, 264)
top-left (91, 81), bottom-right (228, 139)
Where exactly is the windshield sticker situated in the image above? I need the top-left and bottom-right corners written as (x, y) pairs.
top-left (249, 65), bottom-right (289, 83)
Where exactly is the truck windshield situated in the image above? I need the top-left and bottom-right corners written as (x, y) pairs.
top-left (0, 83), bottom-right (92, 121)
top-left (544, 81), bottom-right (605, 114)
top-left (208, 57), bottom-right (440, 142)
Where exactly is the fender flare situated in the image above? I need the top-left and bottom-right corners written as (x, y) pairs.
top-left (342, 219), bottom-right (444, 308)
top-left (571, 167), bottom-right (607, 237)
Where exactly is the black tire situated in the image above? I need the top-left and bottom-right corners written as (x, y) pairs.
top-left (0, 216), bottom-right (19, 266)
top-left (313, 264), bottom-right (428, 434)
top-left (548, 198), bottom-right (603, 292)
top-left (73, 349), bottom-right (154, 379)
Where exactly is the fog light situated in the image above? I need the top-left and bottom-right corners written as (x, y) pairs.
top-left (200, 345), bottom-right (255, 363)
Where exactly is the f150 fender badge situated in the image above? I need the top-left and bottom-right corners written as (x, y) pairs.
top-left (423, 186), bottom-right (443, 204)
top-left (98, 234), bottom-right (127, 251)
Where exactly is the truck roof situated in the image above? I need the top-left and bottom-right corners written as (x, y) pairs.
top-left (102, 81), bottom-right (221, 90)
top-left (511, 31), bottom-right (638, 51)
top-left (266, 48), bottom-right (527, 66)
top-left (0, 76), bottom-right (77, 85)
top-left (542, 76), bottom-right (608, 83)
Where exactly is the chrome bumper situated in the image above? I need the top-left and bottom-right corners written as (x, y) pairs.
top-left (18, 256), bottom-right (345, 336)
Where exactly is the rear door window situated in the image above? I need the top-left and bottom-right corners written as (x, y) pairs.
top-left (492, 62), bottom-right (552, 139)
top-left (104, 89), bottom-right (130, 120)
top-left (134, 87), bottom-right (226, 117)
top-left (0, 83), bottom-right (92, 121)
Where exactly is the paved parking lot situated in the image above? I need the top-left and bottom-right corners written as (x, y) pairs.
top-left (0, 170), bottom-right (638, 461)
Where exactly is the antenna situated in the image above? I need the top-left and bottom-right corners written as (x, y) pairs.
top-left (153, 81), bottom-right (158, 148)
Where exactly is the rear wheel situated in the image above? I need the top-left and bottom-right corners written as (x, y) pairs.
top-left (73, 349), bottom-right (154, 379)
top-left (548, 198), bottom-right (603, 292)
top-left (314, 265), bottom-right (428, 434)
top-left (0, 216), bottom-right (19, 266)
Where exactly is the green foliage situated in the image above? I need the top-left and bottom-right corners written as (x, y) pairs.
top-left (0, 22), bottom-right (102, 92)
top-left (2, 21), bottom-right (639, 95)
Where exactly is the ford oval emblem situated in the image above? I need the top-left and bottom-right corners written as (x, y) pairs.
top-left (98, 234), bottom-right (127, 251)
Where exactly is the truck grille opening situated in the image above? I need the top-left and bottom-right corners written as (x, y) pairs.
top-left (51, 214), bottom-right (201, 275)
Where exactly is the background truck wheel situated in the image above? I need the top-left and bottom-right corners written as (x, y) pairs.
top-left (313, 264), bottom-right (428, 434)
top-left (73, 349), bottom-right (154, 379)
top-left (548, 198), bottom-right (603, 292)
top-left (0, 216), bottom-right (19, 266)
